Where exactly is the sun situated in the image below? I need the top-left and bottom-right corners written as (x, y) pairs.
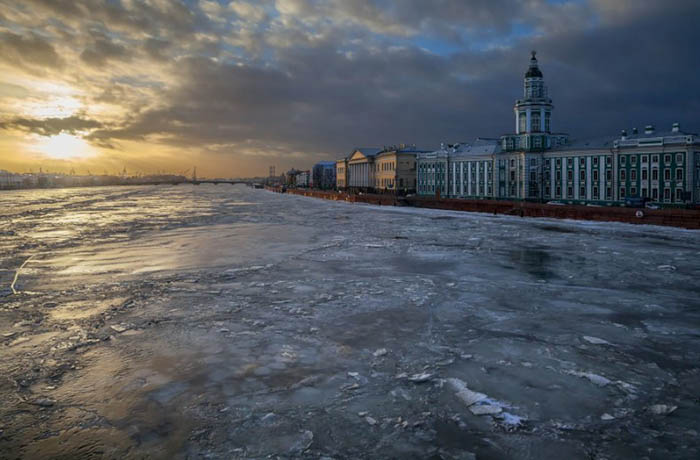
top-left (34, 133), bottom-right (95, 159)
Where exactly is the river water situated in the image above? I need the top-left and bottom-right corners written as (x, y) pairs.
top-left (1, 185), bottom-right (699, 459)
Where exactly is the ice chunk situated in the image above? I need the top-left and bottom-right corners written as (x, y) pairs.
top-left (447, 378), bottom-right (487, 406)
top-left (583, 336), bottom-right (611, 345)
top-left (408, 372), bottom-right (433, 383)
top-left (289, 430), bottom-right (313, 453)
top-left (365, 416), bottom-right (378, 426)
top-left (469, 404), bottom-right (502, 416)
top-left (600, 413), bottom-right (615, 421)
top-left (649, 404), bottom-right (677, 415)
top-left (373, 348), bottom-right (388, 357)
top-left (657, 265), bottom-right (677, 272)
top-left (566, 370), bottom-right (611, 387)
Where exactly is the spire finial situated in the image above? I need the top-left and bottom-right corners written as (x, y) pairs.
top-left (531, 50), bottom-right (537, 60)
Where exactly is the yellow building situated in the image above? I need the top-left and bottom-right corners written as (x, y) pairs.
top-left (335, 158), bottom-right (348, 189)
top-left (374, 146), bottom-right (423, 194)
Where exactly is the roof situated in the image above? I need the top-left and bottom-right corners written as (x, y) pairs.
top-left (451, 138), bottom-right (502, 157)
top-left (525, 51), bottom-right (543, 78)
top-left (354, 148), bottom-right (383, 158)
top-left (313, 161), bottom-right (336, 167)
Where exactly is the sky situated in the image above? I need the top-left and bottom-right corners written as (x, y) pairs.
top-left (0, 0), bottom-right (698, 178)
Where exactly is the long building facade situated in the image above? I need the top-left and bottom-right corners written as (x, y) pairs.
top-left (418, 53), bottom-right (700, 207)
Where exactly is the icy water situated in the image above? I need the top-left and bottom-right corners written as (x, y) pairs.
top-left (1, 185), bottom-right (699, 459)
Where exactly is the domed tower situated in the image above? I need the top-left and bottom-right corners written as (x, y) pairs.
top-left (514, 51), bottom-right (553, 136)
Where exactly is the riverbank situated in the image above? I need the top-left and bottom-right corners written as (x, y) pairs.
top-left (269, 186), bottom-right (700, 230)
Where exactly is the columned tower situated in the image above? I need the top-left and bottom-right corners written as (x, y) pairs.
top-left (514, 51), bottom-right (553, 136)
top-left (501, 52), bottom-right (567, 152)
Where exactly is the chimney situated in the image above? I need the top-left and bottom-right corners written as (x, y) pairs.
top-left (645, 125), bottom-right (654, 135)
top-left (672, 122), bottom-right (680, 133)
top-left (621, 129), bottom-right (627, 140)
top-left (632, 127), bottom-right (638, 135)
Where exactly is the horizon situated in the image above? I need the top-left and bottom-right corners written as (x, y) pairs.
top-left (1, 0), bottom-right (699, 177)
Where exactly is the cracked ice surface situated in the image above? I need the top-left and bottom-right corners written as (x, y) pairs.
top-left (1, 185), bottom-right (700, 459)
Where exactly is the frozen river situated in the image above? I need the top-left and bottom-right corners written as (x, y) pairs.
top-left (1, 185), bottom-right (699, 459)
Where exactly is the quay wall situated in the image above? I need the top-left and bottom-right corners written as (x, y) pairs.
top-left (267, 187), bottom-right (700, 230)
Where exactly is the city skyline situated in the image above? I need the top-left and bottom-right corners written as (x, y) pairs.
top-left (1, 0), bottom-right (698, 178)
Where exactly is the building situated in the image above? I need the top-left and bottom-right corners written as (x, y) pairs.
top-left (375, 145), bottom-right (424, 194)
top-left (312, 161), bottom-right (337, 190)
top-left (347, 148), bottom-right (382, 191)
top-left (285, 168), bottom-right (301, 186)
top-left (417, 147), bottom-right (450, 197)
top-left (416, 52), bottom-right (700, 206)
top-left (336, 158), bottom-right (348, 190)
top-left (296, 170), bottom-right (310, 188)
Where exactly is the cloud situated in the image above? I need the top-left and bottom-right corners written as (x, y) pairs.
top-left (0, 115), bottom-right (102, 136)
top-left (0, 0), bottom-right (698, 177)
top-left (0, 31), bottom-right (64, 71)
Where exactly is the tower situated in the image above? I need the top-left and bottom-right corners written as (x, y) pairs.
top-left (514, 51), bottom-right (553, 137)
top-left (501, 51), bottom-right (566, 152)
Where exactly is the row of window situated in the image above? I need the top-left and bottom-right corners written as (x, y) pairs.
top-left (621, 153), bottom-right (683, 167)
top-left (543, 184), bottom-right (686, 202)
top-left (620, 168), bottom-right (684, 181)
top-left (379, 162), bottom-right (395, 171)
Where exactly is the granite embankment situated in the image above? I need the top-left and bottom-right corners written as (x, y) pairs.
top-left (269, 187), bottom-right (700, 229)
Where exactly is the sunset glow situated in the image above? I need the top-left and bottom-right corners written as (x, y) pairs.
top-left (33, 133), bottom-right (95, 160)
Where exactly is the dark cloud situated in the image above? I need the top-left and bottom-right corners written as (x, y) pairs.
top-left (0, 31), bottom-right (64, 70)
top-left (0, 116), bottom-right (102, 136)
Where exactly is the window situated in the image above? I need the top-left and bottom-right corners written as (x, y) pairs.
top-left (510, 159), bottom-right (515, 168)
top-left (664, 188), bottom-right (671, 201)
top-left (567, 170), bottom-right (573, 181)
top-left (580, 158), bottom-right (586, 168)
top-left (530, 171), bottom-right (537, 182)
top-left (641, 188), bottom-right (648, 198)
top-left (510, 171), bottom-right (515, 181)
top-left (631, 156), bottom-right (637, 166)
top-left (606, 156), bottom-right (612, 167)
top-left (606, 187), bottom-right (612, 199)
top-left (580, 186), bottom-right (586, 198)
top-left (652, 169), bottom-right (658, 181)
top-left (642, 155), bottom-right (648, 164)
top-left (652, 188), bottom-right (658, 200)
top-left (676, 188), bottom-right (684, 201)
top-left (664, 154), bottom-right (671, 165)
top-left (620, 188), bottom-right (626, 198)
top-left (580, 170), bottom-right (586, 181)
top-left (652, 155), bottom-right (659, 163)
top-left (531, 158), bottom-right (537, 166)
top-left (556, 186), bottom-right (561, 197)
top-left (676, 153), bottom-right (683, 164)
top-left (593, 170), bottom-right (599, 181)
top-left (676, 169), bottom-right (683, 181)
top-left (593, 157), bottom-right (599, 166)
top-left (631, 170), bottom-right (637, 181)
top-left (642, 169), bottom-right (648, 181)
top-left (545, 186), bottom-right (550, 196)
top-left (620, 170), bottom-right (626, 181)
top-left (593, 186), bottom-right (599, 199)
top-left (606, 170), bottom-right (612, 181)
top-left (621, 156), bottom-right (626, 166)
top-left (664, 169), bottom-right (671, 181)
top-left (567, 186), bottom-right (573, 198)
top-left (630, 187), bottom-right (637, 196)
top-left (556, 158), bottom-right (561, 168)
